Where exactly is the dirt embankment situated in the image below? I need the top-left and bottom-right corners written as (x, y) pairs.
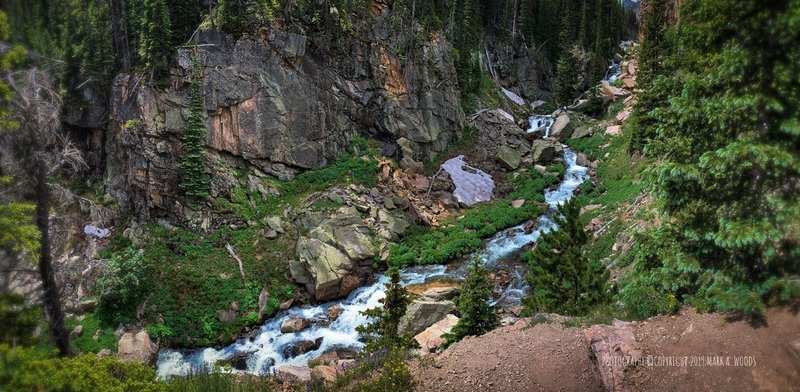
top-left (411, 307), bottom-right (800, 391)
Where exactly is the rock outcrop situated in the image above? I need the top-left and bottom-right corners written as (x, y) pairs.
top-left (290, 205), bottom-right (409, 301)
top-left (549, 113), bottom-right (575, 142)
top-left (280, 317), bottom-right (312, 334)
top-left (277, 365), bottom-right (312, 384)
top-left (398, 299), bottom-right (456, 336)
top-left (106, 21), bottom-right (464, 222)
top-left (117, 330), bottom-right (158, 364)
top-left (584, 321), bottom-right (642, 392)
top-left (414, 314), bottom-right (459, 355)
top-left (469, 109), bottom-right (532, 173)
top-left (531, 139), bottom-right (564, 163)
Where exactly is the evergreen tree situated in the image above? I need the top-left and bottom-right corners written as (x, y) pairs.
top-left (554, 44), bottom-right (578, 104)
top-left (523, 199), bottom-right (610, 316)
top-left (179, 55), bottom-right (210, 201)
top-left (625, 0), bottom-right (800, 317)
top-left (217, 0), bottom-right (250, 37)
top-left (79, 1), bottom-right (115, 80)
top-left (629, 0), bottom-right (670, 153)
top-left (357, 270), bottom-right (412, 351)
top-left (138, 0), bottom-right (173, 76)
top-left (444, 257), bottom-right (499, 345)
top-left (168, 0), bottom-right (205, 46)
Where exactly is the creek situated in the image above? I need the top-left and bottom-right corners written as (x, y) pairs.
top-left (156, 145), bottom-right (589, 378)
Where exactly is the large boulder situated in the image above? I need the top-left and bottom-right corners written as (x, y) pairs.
top-left (600, 81), bottom-right (628, 100)
top-left (398, 300), bottom-right (456, 336)
top-left (280, 317), bottom-right (312, 333)
top-left (311, 365), bottom-right (339, 385)
top-left (468, 109), bottom-right (528, 171)
top-left (283, 337), bottom-right (324, 358)
top-left (531, 139), bottom-right (563, 163)
top-left (571, 125), bottom-right (594, 139)
top-left (117, 331), bottom-right (158, 364)
top-left (496, 146), bottom-right (522, 170)
top-left (584, 321), bottom-right (642, 392)
top-left (277, 365), bottom-right (312, 384)
top-left (291, 208), bottom-right (384, 301)
top-left (414, 314), bottom-right (459, 354)
top-left (294, 237), bottom-right (355, 301)
top-left (549, 114), bottom-right (575, 142)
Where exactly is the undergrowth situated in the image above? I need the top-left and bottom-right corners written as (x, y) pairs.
top-left (387, 169), bottom-right (559, 267)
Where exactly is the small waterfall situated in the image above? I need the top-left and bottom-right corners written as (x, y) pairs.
top-left (156, 148), bottom-right (589, 378)
top-left (604, 60), bottom-right (622, 83)
top-left (527, 115), bottom-right (555, 138)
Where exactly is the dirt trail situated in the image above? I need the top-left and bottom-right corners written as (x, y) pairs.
top-left (410, 307), bottom-right (800, 391)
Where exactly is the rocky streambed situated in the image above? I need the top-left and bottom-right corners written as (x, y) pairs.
top-left (156, 145), bottom-right (588, 379)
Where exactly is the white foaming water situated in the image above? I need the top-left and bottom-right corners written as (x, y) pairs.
top-left (156, 149), bottom-right (588, 378)
top-left (605, 60), bottom-right (622, 83)
top-left (157, 265), bottom-right (448, 378)
top-left (527, 115), bottom-right (554, 138)
top-left (480, 147), bottom-right (588, 269)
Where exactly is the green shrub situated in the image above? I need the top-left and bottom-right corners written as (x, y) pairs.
top-left (66, 313), bottom-right (117, 354)
top-left (523, 199), bottom-right (611, 316)
top-left (0, 293), bottom-right (40, 347)
top-left (168, 372), bottom-right (277, 392)
top-left (0, 345), bottom-right (164, 392)
top-left (619, 278), bottom-right (679, 319)
top-left (444, 258), bottom-right (498, 346)
top-left (97, 248), bottom-right (150, 325)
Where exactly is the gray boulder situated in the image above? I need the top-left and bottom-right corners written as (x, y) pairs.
top-left (549, 114), bottom-right (575, 142)
top-left (496, 146), bottom-right (522, 170)
top-left (117, 330), bottom-right (158, 365)
top-left (531, 139), bottom-right (564, 163)
top-left (398, 300), bottom-right (456, 336)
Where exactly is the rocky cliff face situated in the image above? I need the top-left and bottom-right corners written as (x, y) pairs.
top-left (105, 11), bottom-right (464, 222)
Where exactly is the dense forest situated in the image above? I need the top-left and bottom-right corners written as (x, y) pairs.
top-left (0, 0), bottom-right (797, 391)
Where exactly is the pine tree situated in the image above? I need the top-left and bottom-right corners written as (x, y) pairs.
top-left (523, 199), bottom-right (610, 316)
top-left (357, 270), bottom-right (412, 351)
top-left (178, 56), bottom-right (210, 201)
top-left (138, 0), bottom-right (173, 76)
top-left (627, 0), bottom-right (800, 317)
top-left (217, 0), bottom-right (250, 37)
top-left (628, 0), bottom-right (670, 153)
top-left (554, 44), bottom-right (578, 104)
top-left (444, 257), bottom-right (499, 345)
top-left (168, 0), bottom-right (205, 46)
top-left (79, 1), bottom-right (115, 80)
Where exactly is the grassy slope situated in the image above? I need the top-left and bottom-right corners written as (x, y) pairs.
top-left (89, 140), bottom-right (381, 349)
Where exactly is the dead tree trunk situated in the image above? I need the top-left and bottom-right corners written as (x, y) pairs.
top-left (34, 158), bottom-right (71, 357)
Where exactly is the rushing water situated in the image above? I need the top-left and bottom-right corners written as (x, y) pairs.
top-left (605, 60), bottom-right (622, 83)
top-left (527, 115), bottom-right (555, 137)
top-left (156, 147), bottom-right (589, 379)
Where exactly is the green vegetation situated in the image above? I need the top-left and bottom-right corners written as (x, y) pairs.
top-left (96, 248), bottom-right (150, 325)
top-left (357, 270), bottom-right (412, 352)
top-left (136, 224), bottom-right (295, 347)
top-left (444, 258), bottom-right (498, 346)
top-left (0, 293), bottom-right (39, 347)
top-left (66, 313), bottom-right (118, 354)
top-left (523, 199), bottom-right (611, 316)
top-left (0, 345), bottom-right (164, 392)
top-left (387, 169), bottom-right (559, 267)
top-left (622, 0), bottom-right (800, 318)
top-left (0, 345), bottom-right (284, 392)
top-left (87, 137), bottom-right (378, 348)
top-left (216, 138), bottom-right (379, 220)
top-left (179, 56), bottom-right (211, 201)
